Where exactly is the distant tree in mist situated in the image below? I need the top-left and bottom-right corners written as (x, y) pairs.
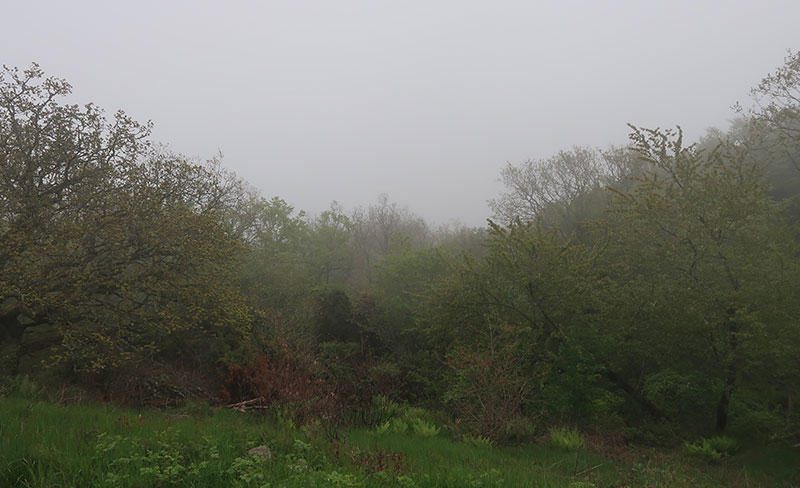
top-left (489, 146), bottom-right (641, 240)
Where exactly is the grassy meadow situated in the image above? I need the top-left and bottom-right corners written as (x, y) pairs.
top-left (1, 390), bottom-right (798, 488)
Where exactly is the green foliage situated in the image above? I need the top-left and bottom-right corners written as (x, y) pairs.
top-left (11, 376), bottom-right (43, 400)
top-left (539, 344), bottom-right (622, 425)
top-left (683, 435), bottom-right (740, 462)
top-left (683, 441), bottom-right (723, 462)
top-left (316, 289), bottom-right (360, 343)
top-left (371, 395), bottom-right (401, 424)
top-left (549, 427), bottom-right (585, 451)
top-left (0, 64), bottom-right (253, 385)
top-left (444, 332), bottom-right (531, 441)
top-left (642, 369), bottom-right (718, 422)
top-left (726, 391), bottom-right (785, 441)
top-left (307, 202), bottom-right (355, 286)
top-left (391, 418), bottom-right (409, 434)
top-left (375, 420), bottom-right (392, 435)
top-left (705, 435), bottom-right (740, 454)
top-left (4, 397), bottom-right (798, 487)
top-left (604, 124), bottom-right (800, 433)
top-left (2, 53), bottom-right (800, 487)
top-left (432, 219), bottom-right (614, 436)
top-left (490, 146), bottom-right (610, 239)
top-left (373, 404), bottom-right (444, 439)
top-left (744, 50), bottom-right (800, 162)
top-left (462, 434), bottom-right (494, 448)
top-left (411, 418), bottom-right (440, 438)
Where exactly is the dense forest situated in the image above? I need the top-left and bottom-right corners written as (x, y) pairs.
top-left (2, 51), bottom-right (799, 456)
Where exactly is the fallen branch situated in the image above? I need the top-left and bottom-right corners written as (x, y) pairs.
top-left (226, 397), bottom-right (266, 411)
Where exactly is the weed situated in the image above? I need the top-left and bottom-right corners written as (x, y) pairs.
top-left (705, 435), bottom-right (740, 454)
top-left (371, 394), bottom-right (401, 424)
top-left (549, 426), bottom-right (585, 451)
top-left (683, 435), bottom-right (739, 462)
top-left (14, 376), bottom-right (42, 400)
top-left (391, 418), bottom-right (409, 434)
top-left (411, 418), bottom-right (440, 438)
top-left (463, 434), bottom-right (494, 448)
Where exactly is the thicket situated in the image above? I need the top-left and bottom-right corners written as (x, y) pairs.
top-left (1, 52), bottom-right (800, 450)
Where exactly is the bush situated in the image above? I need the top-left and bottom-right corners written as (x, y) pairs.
top-left (683, 440), bottom-right (722, 462)
top-left (683, 435), bottom-right (739, 462)
top-left (369, 394), bottom-right (401, 426)
top-left (549, 426), bottom-right (584, 451)
top-left (411, 418), bottom-right (440, 438)
top-left (13, 375), bottom-right (42, 400)
top-left (390, 418), bottom-right (409, 434)
top-left (643, 369), bottom-right (718, 424)
top-left (539, 344), bottom-right (621, 424)
top-left (706, 435), bottom-right (740, 454)
top-left (501, 416), bottom-right (537, 443)
top-left (726, 391), bottom-right (784, 441)
top-left (444, 327), bottom-right (532, 442)
top-left (462, 434), bottom-right (494, 448)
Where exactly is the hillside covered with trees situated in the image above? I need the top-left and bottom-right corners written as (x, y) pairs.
top-left (2, 52), bottom-right (800, 483)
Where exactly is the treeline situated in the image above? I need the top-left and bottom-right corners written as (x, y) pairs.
top-left (1, 53), bottom-right (799, 444)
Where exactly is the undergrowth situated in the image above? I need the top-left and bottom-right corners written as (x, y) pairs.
top-left (0, 393), bottom-right (796, 487)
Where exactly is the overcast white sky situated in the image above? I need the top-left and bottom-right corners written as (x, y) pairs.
top-left (3, 1), bottom-right (798, 226)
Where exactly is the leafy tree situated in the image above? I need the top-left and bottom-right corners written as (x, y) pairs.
top-left (604, 125), bottom-right (800, 433)
top-left (307, 202), bottom-right (355, 285)
top-left (0, 64), bottom-right (251, 379)
top-left (489, 146), bottom-right (638, 242)
top-left (350, 194), bottom-right (430, 286)
top-left (744, 50), bottom-right (800, 168)
top-left (315, 289), bottom-right (359, 343)
top-left (491, 147), bottom-right (603, 221)
top-left (235, 196), bottom-right (313, 313)
top-left (428, 220), bottom-right (619, 423)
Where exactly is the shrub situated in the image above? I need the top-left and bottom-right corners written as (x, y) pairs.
top-left (683, 435), bottom-right (739, 462)
top-left (220, 344), bottom-right (335, 424)
top-left (391, 418), bottom-right (409, 434)
top-left (643, 369), bottom-right (718, 423)
top-left (462, 434), bottom-right (494, 448)
top-left (444, 326), bottom-right (532, 442)
top-left (540, 344), bottom-right (622, 424)
top-left (727, 391), bottom-right (784, 441)
top-left (369, 394), bottom-right (401, 426)
top-left (683, 440), bottom-right (722, 462)
top-left (375, 421), bottom-right (392, 435)
top-left (13, 375), bottom-right (42, 400)
top-left (411, 418), bottom-right (440, 438)
top-left (706, 435), bottom-right (740, 454)
top-left (373, 418), bottom-right (410, 435)
top-left (501, 416), bottom-right (537, 442)
top-left (549, 426), bottom-right (584, 451)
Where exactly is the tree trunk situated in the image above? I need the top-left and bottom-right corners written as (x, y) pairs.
top-left (716, 309), bottom-right (739, 433)
top-left (715, 389), bottom-right (730, 433)
top-left (715, 362), bottom-right (737, 433)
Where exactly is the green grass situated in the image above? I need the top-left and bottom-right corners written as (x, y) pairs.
top-left (549, 426), bottom-right (585, 452)
top-left (0, 395), bottom-right (797, 487)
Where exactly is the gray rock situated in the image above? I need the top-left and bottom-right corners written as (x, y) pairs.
top-left (247, 446), bottom-right (272, 460)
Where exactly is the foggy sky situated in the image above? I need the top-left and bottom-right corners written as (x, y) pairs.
top-left (3, 1), bottom-right (798, 227)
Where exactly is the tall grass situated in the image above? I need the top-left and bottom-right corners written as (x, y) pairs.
top-left (0, 394), bottom-right (795, 487)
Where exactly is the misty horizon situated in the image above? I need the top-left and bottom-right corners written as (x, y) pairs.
top-left (3, 0), bottom-right (798, 226)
